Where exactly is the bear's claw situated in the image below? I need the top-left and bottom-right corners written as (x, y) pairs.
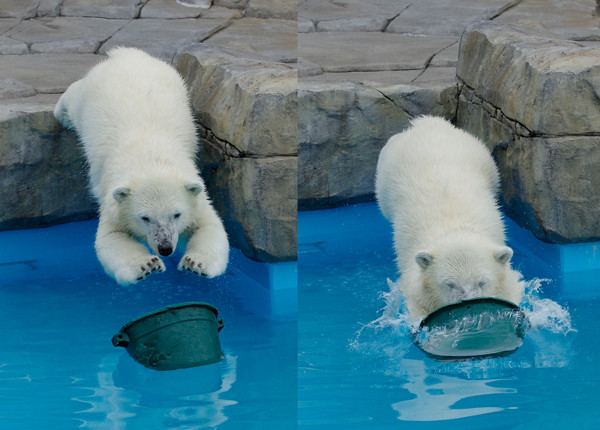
top-left (134, 256), bottom-right (164, 281)
top-left (178, 255), bottom-right (208, 277)
top-left (178, 250), bottom-right (227, 279)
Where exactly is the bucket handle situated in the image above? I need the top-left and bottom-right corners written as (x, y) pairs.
top-left (112, 332), bottom-right (130, 348)
top-left (217, 318), bottom-right (224, 332)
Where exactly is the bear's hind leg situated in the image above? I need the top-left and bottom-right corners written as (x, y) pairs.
top-left (95, 217), bottom-right (166, 285)
top-left (53, 79), bottom-right (83, 130)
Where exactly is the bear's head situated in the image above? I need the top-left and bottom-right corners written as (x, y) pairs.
top-left (414, 236), bottom-right (514, 309)
top-left (112, 178), bottom-right (204, 257)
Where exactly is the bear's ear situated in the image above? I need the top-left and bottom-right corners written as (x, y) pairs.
top-left (185, 182), bottom-right (204, 196)
top-left (415, 251), bottom-right (434, 269)
top-left (113, 187), bottom-right (131, 203)
top-left (494, 246), bottom-right (513, 265)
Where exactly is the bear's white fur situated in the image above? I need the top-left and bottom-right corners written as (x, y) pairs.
top-left (54, 47), bottom-right (229, 285)
top-left (376, 116), bottom-right (523, 321)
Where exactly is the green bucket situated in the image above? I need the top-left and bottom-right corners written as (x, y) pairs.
top-left (112, 302), bottom-right (224, 371)
top-left (414, 297), bottom-right (528, 361)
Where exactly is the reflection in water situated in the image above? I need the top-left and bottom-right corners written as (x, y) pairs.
top-left (352, 277), bottom-right (576, 422)
top-left (392, 359), bottom-right (516, 421)
top-left (73, 352), bottom-right (237, 429)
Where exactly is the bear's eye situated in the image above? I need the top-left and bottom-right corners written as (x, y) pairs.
top-left (173, 213), bottom-right (181, 219)
top-left (477, 279), bottom-right (489, 289)
top-left (141, 216), bottom-right (150, 223)
top-left (444, 280), bottom-right (456, 289)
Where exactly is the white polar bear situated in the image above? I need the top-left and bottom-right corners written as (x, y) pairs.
top-left (376, 116), bottom-right (523, 321)
top-left (54, 47), bottom-right (229, 285)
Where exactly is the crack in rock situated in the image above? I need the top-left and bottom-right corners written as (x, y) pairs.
top-left (198, 123), bottom-right (297, 159)
top-left (361, 83), bottom-right (414, 119)
top-left (459, 80), bottom-right (533, 137)
top-left (489, 0), bottom-right (523, 20)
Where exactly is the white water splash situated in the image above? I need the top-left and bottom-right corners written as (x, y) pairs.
top-left (349, 278), bottom-right (576, 421)
top-left (351, 279), bottom-right (417, 350)
top-left (519, 278), bottom-right (576, 334)
top-left (379, 277), bottom-right (573, 334)
top-left (352, 277), bottom-right (575, 360)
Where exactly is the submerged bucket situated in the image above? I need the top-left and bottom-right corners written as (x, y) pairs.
top-left (112, 302), bottom-right (224, 371)
top-left (413, 297), bottom-right (528, 361)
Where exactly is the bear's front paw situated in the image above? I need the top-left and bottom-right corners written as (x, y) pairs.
top-left (115, 256), bottom-right (166, 285)
top-left (178, 252), bottom-right (227, 278)
top-left (135, 256), bottom-right (166, 281)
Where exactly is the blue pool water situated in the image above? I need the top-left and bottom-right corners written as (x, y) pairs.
top-left (0, 221), bottom-right (296, 429)
top-left (3, 203), bottom-right (600, 428)
top-left (298, 203), bottom-right (600, 429)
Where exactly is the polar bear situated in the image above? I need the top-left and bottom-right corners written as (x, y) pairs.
top-left (376, 116), bottom-right (523, 321)
top-left (54, 47), bottom-right (229, 285)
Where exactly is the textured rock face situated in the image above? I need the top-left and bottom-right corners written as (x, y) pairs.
top-left (458, 22), bottom-right (600, 136)
top-left (457, 22), bottom-right (600, 244)
top-left (298, 82), bottom-right (409, 209)
top-left (297, 0), bottom-right (461, 210)
top-left (0, 54), bottom-right (102, 231)
top-left (99, 17), bottom-right (236, 62)
top-left (245, 0), bottom-right (297, 20)
top-left (298, 80), bottom-right (458, 209)
top-left (61, 0), bottom-right (143, 19)
top-left (0, 0), bottom-right (297, 264)
top-left (176, 46), bottom-right (297, 262)
top-left (3, 17), bottom-right (127, 54)
top-left (386, 0), bottom-right (520, 37)
top-left (494, 0), bottom-right (600, 42)
top-left (0, 112), bottom-right (96, 230)
top-left (498, 136), bottom-right (600, 243)
top-left (299, 0), bottom-right (411, 32)
top-left (299, 32), bottom-right (457, 73)
top-left (177, 47), bottom-right (297, 157)
top-left (204, 18), bottom-right (297, 64)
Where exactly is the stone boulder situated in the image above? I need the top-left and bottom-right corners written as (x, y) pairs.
top-left (298, 81), bottom-right (409, 209)
top-left (203, 18), bottom-right (297, 64)
top-left (457, 21), bottom-right (600, 243)
top-left (60, 0), bottom-right (143, 19)
top-left (99, 18), bottom-right (231, 62)
top-left (0, 54), bottom-right (103, 231)
top-left (0, 108), bottom-right (96, 230)
top-left (176, 45), bottom-right (297, 262)
top-left (386, 0), bottom-right (520, 37)
top-left (245, 0), bottom-right (297, 20)
top-left (0, 46), bottom-right (297, 264)
top-left (299, 0), bottom-right (411, 33)
top-left (298, 80), bottom-right (458, 209)
top-left (458, 22), bottom-right (600, 136)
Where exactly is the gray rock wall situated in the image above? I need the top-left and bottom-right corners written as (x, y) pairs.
top-left (0, 111), bottom-right (96, 229)
top-left (0, 46), bottom-right (297, 264)
top-left (298, 18), bottom-right (600, 245)
top-left (0, 0), bottom-right (297, 264)
top-left (298, 81), bottom-right (458, 209)
top-left (298, 81), bottom-right (411, 209)
top-left (457, 22), bottom-right (600, 244)
top-left (3, 2), bottom-right (600, 259)
top-left (176, 46), bottom-right (297, 262)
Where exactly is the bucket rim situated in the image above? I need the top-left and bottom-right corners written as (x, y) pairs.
top-left (118, 301), bottom-right (220, 331)
top-left (420, 297), bottom-right (520, 329)
top-left (415, 297), bottom-right (526, 361)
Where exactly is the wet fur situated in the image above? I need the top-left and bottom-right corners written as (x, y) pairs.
top-left (54, 47), bottom-right (229, 285)
top-left (376, 116), bottom-right (523, 320)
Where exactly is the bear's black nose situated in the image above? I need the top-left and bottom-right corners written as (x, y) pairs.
top-left (158, 246), bottom-right (173, 257)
